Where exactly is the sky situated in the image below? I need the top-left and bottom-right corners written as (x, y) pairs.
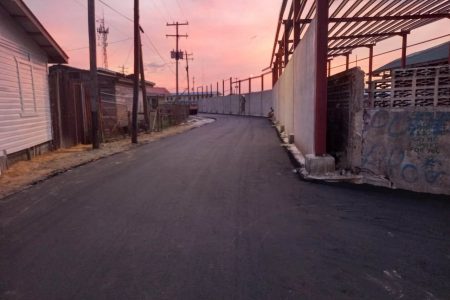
top-left (24, 0), bottom-right (450, 93)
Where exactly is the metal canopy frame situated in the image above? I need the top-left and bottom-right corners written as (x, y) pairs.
top-left (269, 0), bottom-right (450, 74)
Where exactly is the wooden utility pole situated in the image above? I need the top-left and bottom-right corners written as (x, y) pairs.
top-left (131, 0), bottom-right (140, 143)
top-left (139, 28), bottom-right (149, 131)
top-left (185, 52), bottom-right (193, 100)
top-left (88, 0), bottom-right (99, 149)
top-left (166, 22), bottom-right (188, 98)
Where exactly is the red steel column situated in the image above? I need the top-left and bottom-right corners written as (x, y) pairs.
top-left (314, 0), bottom-right (328, 155)
top-left (368, 45), bottom-right (374, 105)
top-left (368, 45), bottom-right (374, 87)
top-left (230, 77), bottom-right (233, 95)
top-left (327, 59), bottom-right (331, 77)
top-left (222, 80), bottom-right (225, 96)
top-left (284, 20), bottom-right (292, 65)
top-left (293, 0), bottom-right (301, 48)
top-left (238, 80), bottom-right (241, 95)
top-left (261, 74), bottom-right (264, 91)
top-left (448, 41), bottom-right (450, 64)
top-left (249, 77), bottom-right (251, 93)
top-left (401, 33), bottom-right (408, 68)
top-left (345, 53), bottom-right (350, 70)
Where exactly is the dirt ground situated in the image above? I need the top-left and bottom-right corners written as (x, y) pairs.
top-left (0, 116), bottom-right (214, 200)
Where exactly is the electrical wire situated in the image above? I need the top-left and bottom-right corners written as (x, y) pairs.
top-left (97, 0), bottom-right (133, 22)
top-left (66, 37), bottom-right (132, 51)
top-left (93, 0), bottom-right (175, 75)
top-left (330, 33), bottom-right (450, 70)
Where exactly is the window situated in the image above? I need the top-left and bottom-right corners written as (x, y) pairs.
top-left (15, 58), bottom-right (37, 116)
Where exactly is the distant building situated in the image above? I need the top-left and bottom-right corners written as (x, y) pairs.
top-left (374, 42), bottom-right (450, 74)
top-left (0, 0), bottom-right (68, 173)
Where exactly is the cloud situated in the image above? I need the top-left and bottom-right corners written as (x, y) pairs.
top-left (146, 62), bottom-right (167, 72)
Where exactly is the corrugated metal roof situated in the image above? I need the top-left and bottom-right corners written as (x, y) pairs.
top-left (374, 42), bottom-right (449, 73)
top-left (0, 0), bottom-right (68, 63)
top-left (147, 87), bottom-right (170, 96)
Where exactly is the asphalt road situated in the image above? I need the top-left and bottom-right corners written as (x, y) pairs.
top-left (1, 115), bottom-right (449, 300)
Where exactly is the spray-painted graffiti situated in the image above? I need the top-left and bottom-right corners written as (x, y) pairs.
top-left (363, 110), bottom-right (449, 190)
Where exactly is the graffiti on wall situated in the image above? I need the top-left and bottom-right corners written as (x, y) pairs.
top-left (362, 110), bottom-right (450, 188)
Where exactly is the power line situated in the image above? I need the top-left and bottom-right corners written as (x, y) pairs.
top-left (93, 0), bottom-right (174, 75)
top-left (66, 37), bottom-right (132, 51)
top-left (142, 32), bottom-right (175, 75)
top-left (330, 34), bottom-right (450, 70)
top-left (97, 0), bottom-right (133, 22)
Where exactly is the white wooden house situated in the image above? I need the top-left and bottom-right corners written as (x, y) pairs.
top-left (0, 0), bottom-right (68, 173)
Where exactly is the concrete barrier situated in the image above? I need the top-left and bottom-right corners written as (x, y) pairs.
top-left (198, 90), bottom-right (273, 117)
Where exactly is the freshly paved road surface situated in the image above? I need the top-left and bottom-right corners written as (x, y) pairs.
top-left (1, 115), bottom-right (449, 300)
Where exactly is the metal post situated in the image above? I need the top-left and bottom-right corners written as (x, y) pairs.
top-left (238, 80), bottom-right (241, 95)
top-left (284, 20), bottom-right (292, 65)
top-left (88, 0), bottom-right (99, 149)
top-left (210, 83), bottom-right (213, 97)
top-left (368, 45), bottom-right (374, 88)
top-left (201, 86), bottom-right (204, 98)
top-left (206, 85), bottom-right (208, 98)
top-left (293, 0), bottom-right (300, 48)
top-left (368, 45), bottom-right (374, 105)
top-left (222, 79), bottom-right (225, 97)
top-left (272, 66), bottom-right (278, 87)
top-left (327, 59), bottom-right (331, 77)
top-left (314, 0), bottom-right (328, 155)
top-left (229, 77), bottom-right (233, 95)
top-left (217, 82), bottom-right (219, 96)
top-left (261, 74), bottom-right (264, 91)
top-left (345, 53), bottom-right (350, 70)
top-left (401, 32), bottom-right (408, 68)
top-left (249, 77), bottom-right (251, 94)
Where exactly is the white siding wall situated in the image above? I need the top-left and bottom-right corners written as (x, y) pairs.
top-left (0, 6), bottom-right (52, 155)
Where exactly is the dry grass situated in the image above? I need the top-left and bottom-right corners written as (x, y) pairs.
top-left (0, 117), bottom-right (214, 200)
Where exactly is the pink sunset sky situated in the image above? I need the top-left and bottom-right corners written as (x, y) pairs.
top-left (24, 0), bottom-right (450, 93)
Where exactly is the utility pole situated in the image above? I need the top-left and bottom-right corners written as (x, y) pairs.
top-left (139, 27), bottom-right (149, 131)
top-left (131, 0), bottom-right (139, 143)
top-left (185, 52), bottom-right (193, 100)
top-left (97, 15), bottom-right (109, 69)
top-left (166, 22), bottom-right (188, 98)
top-left (118, 65), bottom-right (128, 75)
top-left (88, 0), bottom-right (99, 149)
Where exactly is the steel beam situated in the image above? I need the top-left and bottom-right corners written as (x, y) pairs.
top-left (298, 13), bottom-right (450, 23)
top-left (329, 31), bottom-right (407, 40)
top-left (330, 44), bottom-right (373, 50)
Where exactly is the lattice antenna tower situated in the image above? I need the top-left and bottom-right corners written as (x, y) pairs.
top-left (97, 15), bottom-right (109, 69)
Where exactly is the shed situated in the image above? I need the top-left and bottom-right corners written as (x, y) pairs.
top-left (0, 0), bottom-right (68, 172)
top-left (374, 42), bottom-right (450, 74)
top-left (49, 65), bottom-right (159, 146)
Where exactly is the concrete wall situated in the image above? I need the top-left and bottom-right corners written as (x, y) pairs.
top-left (198, 90), bottom-right (272, 117)
top-left (272, 18), bottom-right (318, 155)
top-left (361, 108), bottom-right (450, 195)
top-left (327, 67), bottom-right (365, 170)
